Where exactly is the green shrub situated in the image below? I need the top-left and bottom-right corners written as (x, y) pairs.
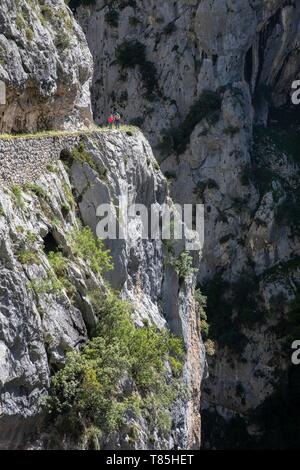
top-left (55, 31), bottom-right (70, 50)
top-left (195, 289), bottom-right (209, 338)
top-left (169, 251), bottom-right (197, 282)
top-left (66, 0), bottom-right (97, 10)
top-left (0, 45), bottom-right (6, 65)
top-left (48, 251), bottom-right (68, 278)
top-left (201, 275), bottom-right (249, 354)
top-left (62, 182), bottom-right (75, 208)
top-left (69, 226), bottom-right (113, 275)
top-left (0, 202), bottom-right (5, 217)
top-left (26, 231), bottom-right (37, 244)
top-left (116, 40), bottom-right (146, 68)
top-left (105, 9), bottom-right (119, 27)
top-left (11, 185), bottom-right (25, 209)
top-left (40, 4), bottom-right (52, 18)
top-left (23, 183), bottom-right (49, 201)
top-left (116, 40), bottom-right (158, 99)
top-left (48, 251), bottom-right (76, 299)
top-left (195, 289), bottom-right (216, 355)
top-left (26, 28), bottom-right (34, 42)
top-left (45, 288), bottom-right (185, 442)
top-left (164, 22), bottom-right (177, 35)
top-left (71, 142), bottom-right (96, 170)
top-left (158, 90), bottom-right (222, 156)
top-left (18, 249), bottom-right (40, 266)
top-left (16, 14), bottom-right (25, 30)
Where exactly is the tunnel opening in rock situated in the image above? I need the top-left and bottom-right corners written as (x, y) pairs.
top-left (60, 148), bottom-right (72, 164)
top-left (43, 232), bottom-right (59, 254)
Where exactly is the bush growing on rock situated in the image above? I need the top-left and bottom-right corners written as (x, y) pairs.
top-left (45, 287), bottom-right (185, 444)
top-left (66, 0), bottom-right (97, 9)
top-left (116, 40), bottom-right (146, 68)
top-left (116, 40), bottom-right (158, 100)
top-left (158, 90), bottom-right (222, 156)
top-left (105, 9), bottom-right (119, 28)
top-left (11, 185), bottom-right (25, 209)
top-left (69, 226), bottom-right (113, 275)
top-left (71, 142), bottom-right (97, 170)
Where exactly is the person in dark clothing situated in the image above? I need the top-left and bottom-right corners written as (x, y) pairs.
top-left (114, 112), bottom-right (121, 129)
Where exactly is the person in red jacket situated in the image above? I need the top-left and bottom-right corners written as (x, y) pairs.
top-left (107, 114), bottom-right (114, 129)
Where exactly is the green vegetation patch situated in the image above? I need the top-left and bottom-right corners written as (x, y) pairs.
top-left (251, 122), bottom-right (300, 235)
top-left (116, 40), bottom-right (158, 100)
top-left (158, 90), bottom-right (222, 156)
top-left (201, 272), bottom-right (264, 354)
top-left (69, 226), bottom-right (113, 275)
top-left (71, 142), bottom-right (97, 170)
top-left (45, 288), bottom-right (185, 444)
top-left (195, 289), bottom-right (215, 357)
top-left (11, 185), bottom-right (25, 209)
top-left (18, 249), bottom-right (40, 266)
top-left (23, 183), bottom-right (49, 201)
top-left (0, 126), bottom-right (138, 141)
top-left (105, 8), bottom-right (119, 27)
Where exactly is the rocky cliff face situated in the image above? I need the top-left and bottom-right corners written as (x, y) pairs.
top-left (76, 0), bottom-right (300, 448)
top-left (0, 1), bottom-right (203, 449)
top-left (0, 130), bottom-right (203, 449)
top-left (1, 0), bottom-right (300, 450)
top-left (0, 0), bottom-right (93, 132)
top-left (77, 0), bottom-right (300, 138)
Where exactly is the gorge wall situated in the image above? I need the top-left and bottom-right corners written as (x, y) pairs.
top-left (0, 0), bottom-right (93, 133)
top-left (0, 0), bottom-right (203, 450)
top-left (75, 0), bottom-right (300, 448)
top-left (0, 0), bottom-right (299, 450)
top-left (0, 129), bottom-right (203, 449)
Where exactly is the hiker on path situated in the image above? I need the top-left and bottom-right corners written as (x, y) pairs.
top-left (108, 114), bottom-right (114, 129)
top-left (114, 111), bottom-right (121, 129)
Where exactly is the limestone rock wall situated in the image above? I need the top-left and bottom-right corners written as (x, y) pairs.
top-left (76, 0), bottom-right (300, 143)
top-left (0, 130), bottom-right (203, 449)
top-left (76, 0), bottom-right (300, 448)
top-left (0, 0), bottom-right (93, 133)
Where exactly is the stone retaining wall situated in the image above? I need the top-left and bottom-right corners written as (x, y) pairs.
top-left (0, 134), bottom-right (86, 185)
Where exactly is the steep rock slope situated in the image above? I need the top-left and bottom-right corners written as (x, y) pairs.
top-left (0, 130), bottom-right (203, 449)
top-left (77, 0), bottom-right (300, 140)
top-left (76, 0), bottom-right (300, 448)
top-left (0, 0), bottom-right (93, 132)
